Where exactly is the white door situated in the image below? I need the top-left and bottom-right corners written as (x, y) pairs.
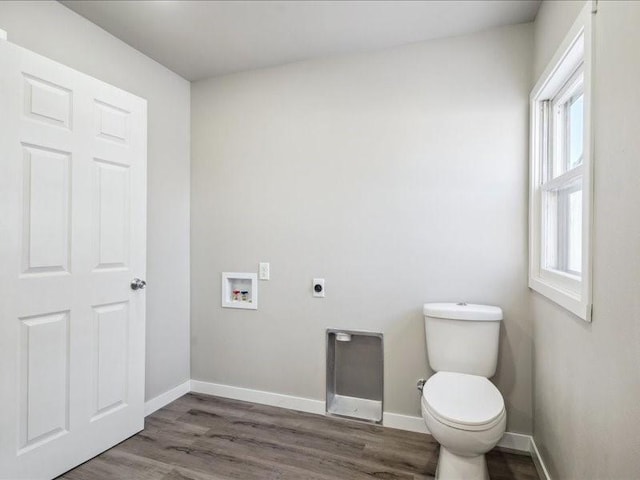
top-left (0, 38), bottom-right (147, 480)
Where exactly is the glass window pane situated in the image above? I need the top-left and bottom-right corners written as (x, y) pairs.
top-left (568, 94), bottom-right (584, 169)
top-left (542, 178), bottom-right (582, 276)
top-left (549, 102), bottom-right (566, 180)
top-left (542, 189), bottom-right (559, 271)
top-left (567, 189), bottom-right (582, 273)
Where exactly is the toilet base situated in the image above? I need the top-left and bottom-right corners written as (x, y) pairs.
top-left (436, 446), bottom-right (489, 480)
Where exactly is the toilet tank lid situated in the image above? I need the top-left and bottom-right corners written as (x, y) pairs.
top-left (423, 303), bottom-right (502, 321)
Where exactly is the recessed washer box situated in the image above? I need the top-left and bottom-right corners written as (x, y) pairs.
top-left (221, 272), bottom-right (258, 310)
top-left (326, 329), bottom-right (383, 423)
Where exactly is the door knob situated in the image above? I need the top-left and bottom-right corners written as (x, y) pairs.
top-left (131, 278), bottom-right (146, 290)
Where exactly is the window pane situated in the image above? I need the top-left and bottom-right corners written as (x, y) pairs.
top-left (542, 189), bottom-right (559, 270)
top-left (567, 189), bottom-right (582, 273)
top-left (568, 94), bottom-right (584, 169)
top-left (542, 178), bottom-right (582, 276)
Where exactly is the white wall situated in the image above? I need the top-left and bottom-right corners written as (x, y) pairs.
top-left (532, 1), bottom-right (640, 478)
top-left (191, 24), bottom-right (534, 433)
top-left (0, 1), bottom-right (191, 401)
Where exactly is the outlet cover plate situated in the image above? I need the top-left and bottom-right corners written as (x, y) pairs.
top-left (259, 262), bottom-right (270, 280)
top-left (313, 278), bottom-right (325, 297)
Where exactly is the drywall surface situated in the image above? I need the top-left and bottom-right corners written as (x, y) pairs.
top-left (191, 24), bottom-right (534, 432)
top-left (0, 1), bottom-right (191, 401)
top-left (532, 1), bottom-right (640, 478)
top-left (532, 0), bottom-right (584, 79)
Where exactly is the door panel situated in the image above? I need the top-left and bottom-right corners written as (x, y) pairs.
top-left (21, 144), bottom-right (71, 274)
top-left (94, 159), bottom-right (130, 270)
top-left (91, 302), bottom-right (129, 420)
top-left (19, 312), bottom-right (70, 452)
top-left (0, 38), bottom-right (147, 480)
top-left (23, 73), bottom-right (73, 129)
top-left (95, 100), bottom-right (130, 144)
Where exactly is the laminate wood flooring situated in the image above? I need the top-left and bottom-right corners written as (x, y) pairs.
top-left (58, 393), bottom-right (539, 480)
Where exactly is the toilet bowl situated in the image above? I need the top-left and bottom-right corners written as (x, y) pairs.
top-left (421, 303), bottom-right (506, 479)
top-left (421, 372), bottom-right (506, 480)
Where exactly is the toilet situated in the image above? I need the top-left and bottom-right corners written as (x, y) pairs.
top-left (421, 303), bottom-right (506, 480)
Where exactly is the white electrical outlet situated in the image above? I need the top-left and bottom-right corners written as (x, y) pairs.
top-left (259, 262), bottom-right (270, 280)
top-left (313, 278), bottom-right (325, 297)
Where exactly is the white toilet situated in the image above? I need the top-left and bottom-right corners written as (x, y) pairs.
top-left (421, 303), bottom-right (506, 480)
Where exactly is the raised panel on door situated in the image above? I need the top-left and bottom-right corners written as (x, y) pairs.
top-left (21, 144), bottom-right (71, 275)
top-left (18, 311), bottom-right (70, 454)
top-left (91, 302), bottom-right (129, 421)
top-left (93, 159), bottom-right (130, 271)
top-left (94, 99), bottom-right (130, 145)
top-left (23, 73), bottom-right (72, 130)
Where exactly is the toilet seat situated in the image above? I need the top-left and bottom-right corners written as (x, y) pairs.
top-left (422, 371), bottom-right (505, 432)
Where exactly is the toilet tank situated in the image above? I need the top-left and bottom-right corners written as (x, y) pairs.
top-left (423, 303), bottom-right (502, 378)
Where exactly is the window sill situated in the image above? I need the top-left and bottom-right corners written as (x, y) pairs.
top-left (529, 275), bottom-right (591, 321)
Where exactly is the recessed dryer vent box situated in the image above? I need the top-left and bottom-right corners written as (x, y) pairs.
top-left (326, 329), bottom-right (383, 423)
top-left (222, 272), bottom-right (258, 310)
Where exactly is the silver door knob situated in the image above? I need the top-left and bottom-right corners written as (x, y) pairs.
top-left (131, 278), bottom-right (146, 290)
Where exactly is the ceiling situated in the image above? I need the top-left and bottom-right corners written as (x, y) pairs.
top-left (61, 0), bottom-right (541, 81)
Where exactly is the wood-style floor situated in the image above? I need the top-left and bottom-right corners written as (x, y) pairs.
top-left (59, 393), bottom-right (539, 480)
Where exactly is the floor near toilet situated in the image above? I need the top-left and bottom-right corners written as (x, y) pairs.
top-left (58, 393), bottom-right (540, 480)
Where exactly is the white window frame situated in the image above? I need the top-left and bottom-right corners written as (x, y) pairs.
top-left (529, 3), bottom-right (594, 321)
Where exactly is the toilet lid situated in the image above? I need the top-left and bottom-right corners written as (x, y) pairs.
top-left (423, 372), bottom-right (504, 427)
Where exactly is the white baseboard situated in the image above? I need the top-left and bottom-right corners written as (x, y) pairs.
top-left (383, 411), bottom-right (429, 434)
top-left (190, 380), bottom-right (326, 415)
top-left (383, 411), bottom-right (531, 454)
top-left (144, 380), bottom-right (191, 416)
top-left (497, 431), bottom-right (533, 453)
top-left (187, 379), bottom-right (532, 455)
top-left (530, 436), bottom-right (552, 480)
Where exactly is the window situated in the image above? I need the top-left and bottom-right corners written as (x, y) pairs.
top-left (529, 3), bottom-right (593, 321)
